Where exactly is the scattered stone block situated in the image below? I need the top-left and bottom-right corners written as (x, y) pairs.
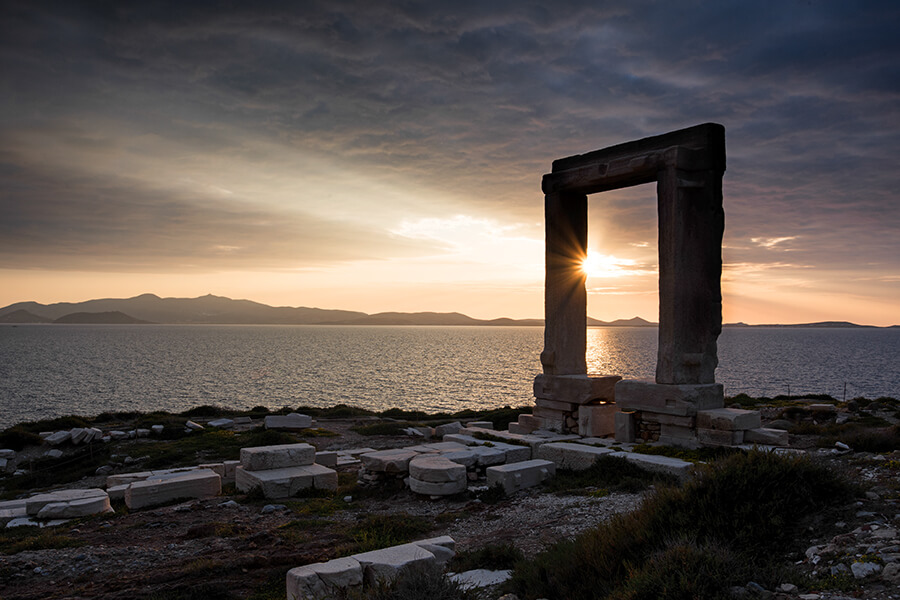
top-left (449, 569), bottom-right (513, 589)
top-left (264, 413), bottom-right (312, 430)
top-left (241, 443), bottom-right (316, 471)
top-left (359, 449), bottom-right (419, 474)
top-left (744, 427), bottom-right (789, 446)
top-left (696, 408), bottom-right (761, 431)
top-left (109, 430), bottom-right (128, 440)
top-left (537, 442), bottom-right (615, 470)
top-left (70, 428), bottom-right (89, 444)
top-left (615, 380), bottom-right (724, 416)
top-left (467, 421), bottom-right (493, 430)
top-left (287, 557), bottom-right (363, 600)
top-left (315, 451), bottom-right (338, 468)
top-left (107, 471), bottom-right (153, 487)
top-left (440, 450), bottom-right (477, 468)
top-left (45, 430), bottom-right (71, 446)
top-left (151, 425), bottom-right (164, 434)
top-left (507, 423), bottom-right (528, 434)
top-left (434, 422), bottom-right (463, 438)
top-left (135, 428), bottom-right (150, 438)
top-left (223, 460), bottom-right (240, 484)
top-left (484, 441), bottom-right (531, 463)
top-left (486, 459), bottom-right (555, 495)
top-left (125, 469), bottom-right (221, 509)
top-left (185, 420), bottom-right (204, 431)
top-left (208, 418), bottom-right (235, 429)
top-left (25, 488), bottom-right (110, 516)
top-left (37, 495), bottom-right (113, 519)
top-left (809, 403), bottom-right (837, 413)
top-left (107, 484), bottom-right (128, 502)
top-left (409, 455), bottom-right (466, 484)
top-left (0, 499), bottom-right (28, 526)
top-left (615, 411), bottom-right (636, 443)
top-left (578, 404), bottom-right (616, 437)
top-left (235, 464), bottom-right (337, 499)
top-left (234, 416), bottom-right (253, 424)
top-left (0, 449), bottom-right (15, 459)
top-left (468, 446), bottom-right (506, 466)
top-left (609, 451), bottom-right (694, 480)
top-left (442, 433), bottom-right (480, 446)
top-left (351, 537), bottom-right (455, 586)
top-left (697, 428), bottom-right (744, 446)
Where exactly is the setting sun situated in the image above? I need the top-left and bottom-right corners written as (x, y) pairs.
top-left (580, 251), bottom-right (639, 279)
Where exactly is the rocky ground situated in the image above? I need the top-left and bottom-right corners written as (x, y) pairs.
top-left (1, 414), bottom-right (899, 600)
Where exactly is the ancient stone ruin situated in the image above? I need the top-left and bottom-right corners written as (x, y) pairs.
top-left (522, 123), bottom-right (778, 448)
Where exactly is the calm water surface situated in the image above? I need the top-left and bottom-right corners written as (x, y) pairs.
top-left (0, 325), bottom-right (897, 429)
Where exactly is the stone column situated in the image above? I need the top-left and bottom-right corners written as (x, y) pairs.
top-left (541, 191), bottom-right (587, 376)
top-left (655, 167), bottom-right (724, 385)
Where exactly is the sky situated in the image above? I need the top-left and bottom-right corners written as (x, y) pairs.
top-left (1, 1), bottom-right (898, 326)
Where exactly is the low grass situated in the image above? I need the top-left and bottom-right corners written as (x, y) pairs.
top-left (338, 562), bottom-right (475, 600)
top-left (543, 455), bottom-right (675, 495)
top-left (133, 428), bottom-right (297, 470)
top-left (0, 524), bottom-right (84, 555)
top-left (350, 422), bottom-right (411, 436)
top-left (348, 513), bottom-right (433, 552)
top-left (629, 443), bottom-right (740, 464)
top-left (505, 450), bottom-right (854, 600)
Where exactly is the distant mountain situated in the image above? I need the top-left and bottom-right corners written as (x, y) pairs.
top-left (724, 321), bottom-right (877, 329)
top-left (0, 309), bottom-right (53, 323)
top-left (0, 293), bottom-right (366, 325)
top-left (328, 312), bottom-right (545, 326)
top-left (589, 316), bottom-right (657, 327)
top-left (54, 311), bottom-right (152, 324)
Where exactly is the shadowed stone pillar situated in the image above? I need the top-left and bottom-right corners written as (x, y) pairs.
top-left (541, 191), bottom-right (587, 376)
top-left (656, 166), bottom-right (724, 384)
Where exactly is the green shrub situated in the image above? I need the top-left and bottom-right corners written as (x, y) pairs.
top-left (0, 526), bottom-right (84, 555)
top-left (0, 426), bottom-right (43, 450)
top-left (351, 422), bottom-right (408, 436)
top-left (506, 451), bottom-right (853, 600)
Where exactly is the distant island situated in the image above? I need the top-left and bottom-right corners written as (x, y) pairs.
top-left (0, 294), bottom-right (894, 327)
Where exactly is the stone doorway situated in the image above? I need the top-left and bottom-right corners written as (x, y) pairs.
top-left (531, 123), bottom-right (728, 442)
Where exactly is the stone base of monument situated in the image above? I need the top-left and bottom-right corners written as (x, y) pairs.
top-left (125, 469), bottom-right (221, 509)
top-left (286, 536), bottom-right (455, 600)
top-left (532, 374), bottom-right (622, 433)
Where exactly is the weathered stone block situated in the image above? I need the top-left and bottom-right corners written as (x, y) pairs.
top-left (223, 460), bottom-right (240, 483)
top-left (743, 427), bottom-right (789, 446)
top-left (125, 470), bottom-right (221, 509)
top-left (640, 413), bottom-right (695, 427)
top-left (516, 414), bottom-right (541, 433)
top-left (359, 449), bottom-right (420, 473)
top-left (658, 434), bottom-right (702, 449)
top-left (534, 374), bottom-right (621, 405)
top-left (286, 557), bottom-right (363, 600)
top-left (485, 441), bottom-right (531, 463)
top-left (352, 543), bottom-right (435, 586)
top-left (609, 451), bottom-right (694, 480)
top-left (659, 423), bottom-right (697, 440)
top-left (37, 495), bottom-right (112, 519)
top-left (467, 421), bottom-right (493, 430)
top-left (235, 464), bottom-right (337, 498)
top-left (107, 471), bottom-right (153, 487)
top-left (537, 442), bottom-right (615, 470)
top-left (408, 477), bottom-right (468, 496)
top-left (26, 488), bottom-right (110, 516)
top-left (578, 404), bottom-right (616, 437)
top-left (45, 430), bottom-right (71, 445)
top-left (439, 450), bottom-right (477, 468)
top-left (264, 413), bottom-right (312, 430)
top-left (241, 443), bottom-right (316, 471)
top-left (696, 408), bottom-right (761, 431)
top-left (486, 459), bottom-right (555, 494)
top-left (315, 451), bottom-right (338, 468)
top-left (409, 455), bottom-right (466, 484)
top-left (507, 423), bottom-right (528, 434)
top-left (434, 422), bottom-right (463, 438)
top-left (615, 380), bottom-right (724, 416)
top-left (614, 411), bottom-right (636, 443)
top-left (468, 446), bottom-right (506, 466)
top-left (208, 418), bottom-right (235, 429)
top-left (697, 428), bottom-right (744, 447)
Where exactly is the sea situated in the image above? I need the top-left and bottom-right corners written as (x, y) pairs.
top-left (0, 324), bottom-right (898, 430)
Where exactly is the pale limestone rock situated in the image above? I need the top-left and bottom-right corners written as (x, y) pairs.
top-left (353, 543), bottom-right (436, 586)
top-left (208, 418), bottom-right (235, 429)
top-left (315, 452), bottom-right (338, 468)
top-left (409, 455), bottom-right (466, 484)
top-left (107, 484), bottom-right (128, 502)
top-left (109, 430), bottom-right (128, 440)
top-left (151, 425), bottom-right (164, 434)
top-left (235, 464), bottom-right (337, 499)
top-left (0, 499), bottom-right (28, 526)
top-left (467, 421), bottom-right (493, 430)
top-left (70, 428), bottom-right (89, 444)
top-left (486, 459), bottom-right (555, 494)
top-left (223, 460), bottom-right (240, 484)
top-left (359, 449), bottom-right (419, 473)
top-left (614, 411), bottom-right (636, 443)
top-left (442, 433), bottom-right (480, 446)
top-left (468, 446), bottom-right (506, 466)
top-left (537, 442), bottom-right (615, 470)
top-left (609, 451), bottom-right (694, 479)
top-left (234, 416), bottom-right (253, 424)
top-left (484, 441), bottom-right (531, 463)
top-left (45, 430), bottom-right (71, 445)
top-left (185, 420), bottom-right (204, 431)
top-left (26, 488), bottom-right (109, 516)
top-left (434, 422), bottom-right (463, 438)
top-left (135, 428), bottom-right (150, 438)
top-left (0, 449), bottom-right (15, 459)
top-left (36, 495), bottom-right (112, 519)
top-left (107, 471), bottom-right (153, 487)
top-left (697, 428), bottom-right (744, 446)
top-left (696, 408), bottom-right (761, 431)
top-left (440, 450), bottom-right (477, 468)
top-left (533, 374), bottom-right (621, 405)
top-left (286, 557), bottom-right (363, 600)
top-left (264, 413), bottom-right (312, 430)
top-left (744, 427), bottom-right (789, 446)
top-left (241, 443), bottom-right (316, 471)
top-left (125, 469), bottom-right (221, 510)
top-left (449, 569), bottom-right (513, 589)
top-left (408, 478), bottom-right (467, 496)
